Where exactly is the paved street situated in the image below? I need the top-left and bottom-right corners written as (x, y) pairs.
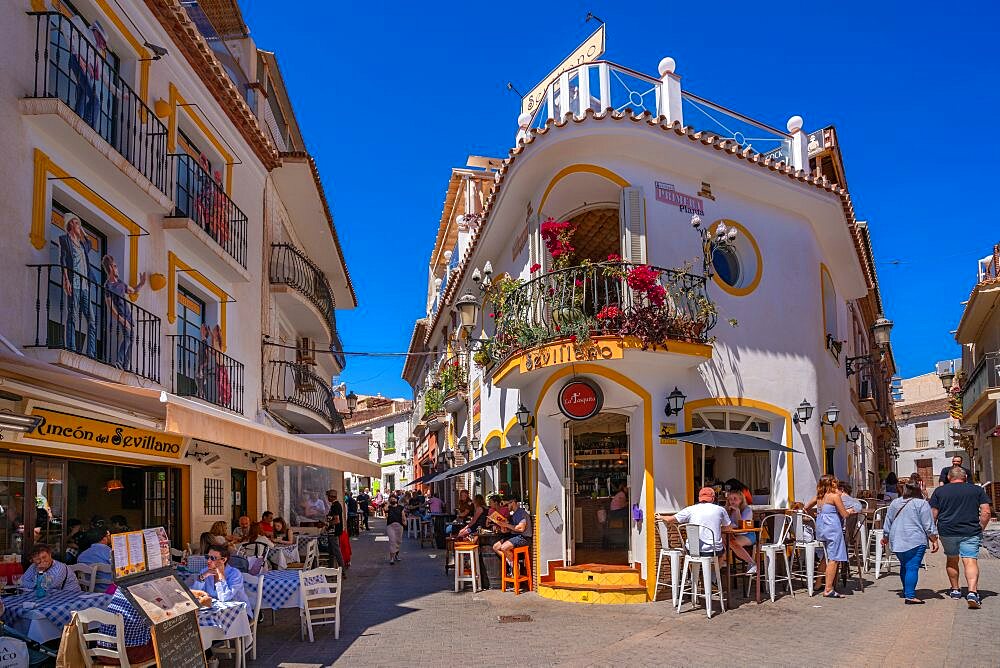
top-left (247, 519), bottom-right (1000, 668)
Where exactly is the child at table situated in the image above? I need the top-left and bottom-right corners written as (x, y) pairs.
top-left (725, 490), bottom-right (757, 574)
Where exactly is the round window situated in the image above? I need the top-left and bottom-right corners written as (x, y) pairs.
top-left (712, 246), bottom-right (741, 288)
top-left (708, 220), bottom-right (762, 296)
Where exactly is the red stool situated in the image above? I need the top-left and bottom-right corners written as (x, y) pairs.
top-left (501, 545), bottom-right (532, 594)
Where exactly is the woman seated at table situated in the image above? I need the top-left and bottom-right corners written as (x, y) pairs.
top-left (725, 490), bottom-right (757, 573)
top-left (200, 530), bottom-right (226, 555)
top-left (457, 494), bottom-right (487, 539)
top-left (271, 517), bottom-right (292, 544)
top-left (240, 521), bottom-right (273, 558)
top-left (208, 520), bottom-right (230, 547)
top-left (190, 545), bottom-right (250, 607)
top-left (484, 494), bottom-right (510, 532)
top-left (20, 543), bottom-right (80, 594)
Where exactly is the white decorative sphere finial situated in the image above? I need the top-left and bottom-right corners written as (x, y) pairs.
top-left (517, 112), bottom-right (532, 128)
top-left (443, 250), bottom-right (453, 262)
top-left (658, 57), bottom-right (676, 76)
top-left (786, 115), bottom-right (804, 133)
top-left (690, 214), bottom-right (702, 229)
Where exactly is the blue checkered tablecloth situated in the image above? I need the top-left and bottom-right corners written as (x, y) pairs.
top-left (2, 591), bottom-right (112, 627)
top-left (185, 555), bottom-right (208, 573)
top-left (197, 600), bottom-right (247, 634)
top-left (295, 535), bottom-right (319, 558)
top-left (269, 543), bottom-right (300, 568)
top-left (246, 571), bottom-right (301, 610)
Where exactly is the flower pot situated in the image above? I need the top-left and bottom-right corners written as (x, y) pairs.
top-left (552, 306), bottom-right (584, 326)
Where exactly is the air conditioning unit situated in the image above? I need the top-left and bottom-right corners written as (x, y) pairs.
top-left (296, 337), bottom-right (316, 365)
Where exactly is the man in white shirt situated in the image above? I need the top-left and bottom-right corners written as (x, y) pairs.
top-left (658, 486), bottom-right (756, 574)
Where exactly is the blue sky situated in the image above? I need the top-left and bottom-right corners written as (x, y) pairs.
top-left (241, 1), bottom-right (999, 399)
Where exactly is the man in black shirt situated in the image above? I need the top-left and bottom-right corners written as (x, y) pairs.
top-left (324, 489), bottom-right (347, 573)
top-left (939, 455), bottom-right (972, 485)
top-left (929, 466), bottom-right (991, 609)
top-left (356, 488), bottom-right (371, 531)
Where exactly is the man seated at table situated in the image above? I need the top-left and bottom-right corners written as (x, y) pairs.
top-left (838, 481), bottom-right (864, 512)
top-left (76, 527), bottom-right (114, 590)
top-left (658, 487), bottom-right (756, 575)
top-left (259, 511), bottom-right (275, 537)
top-left (20, 543), bottom-right (81, 593)
top-left (189, 545), bottom-right (250, 607)
top-left (229, 515), bottom-right (251, 543)
top-left (492, 494), bottom-right (531, 574)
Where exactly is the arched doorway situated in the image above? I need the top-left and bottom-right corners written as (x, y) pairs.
top-left (567, 412), bottom-right (630, 565)
top-left (567, 207), bottom-right (620, 264)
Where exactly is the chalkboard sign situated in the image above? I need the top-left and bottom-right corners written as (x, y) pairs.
top-left (151, 611), bottom-right (206, 668)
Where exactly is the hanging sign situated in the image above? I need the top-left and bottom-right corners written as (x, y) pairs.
top-left (28, 407), bottom-right (184, 459)
top-left (655, 182), bottom-right (704, 215)
top-left (522, 24), bottom-right (606, 116)
top-left (558, 379), bottom-right (603, 421)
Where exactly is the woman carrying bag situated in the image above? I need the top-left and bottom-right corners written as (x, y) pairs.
top-left (883, 481), bottom-right (939, 604)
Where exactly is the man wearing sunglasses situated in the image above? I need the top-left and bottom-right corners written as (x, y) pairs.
top-left (190, 545), bottom-right (249, 607)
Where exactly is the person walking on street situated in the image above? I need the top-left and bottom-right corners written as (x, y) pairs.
top-left (357, 488), bottom-right (371, 531)
top-left (883, 481), bottom-right (939, 604)
top-left (930, 466), bottom-right (991, 609)
top-left (385, 496), bottom-right (406, 564)
top-left (939, 456), bottom-right (973, 485)
top-left (324, 489), bottom-right (347, 576)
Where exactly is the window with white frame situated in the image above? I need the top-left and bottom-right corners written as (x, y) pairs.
top-left (915, 422), bottom-right (929, 450)
top-left (692, 410), bottom-right (774, 495)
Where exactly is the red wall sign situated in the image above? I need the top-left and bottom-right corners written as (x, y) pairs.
top-left (558, 379), bottom-right (603, 421)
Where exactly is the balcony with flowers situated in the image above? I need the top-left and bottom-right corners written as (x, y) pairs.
top-left (473, 218), bottom-right (717, 383)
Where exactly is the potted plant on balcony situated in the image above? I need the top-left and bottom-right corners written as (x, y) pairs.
top-left (423, 387), bottom-right (446, 429)
top-left (441, 358), bottom-right (468, 413)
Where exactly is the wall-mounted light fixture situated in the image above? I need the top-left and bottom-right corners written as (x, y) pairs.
top-left (792, 399), bottom-right (814, 425)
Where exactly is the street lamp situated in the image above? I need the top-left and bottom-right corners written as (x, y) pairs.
top-left (792, 399), bottom-right (814, 425)
top-left (454, 293), bottom-right (480, 334)
top-left (691, 215), bottom-right (738, 280)
top-left (470, 436), bottom-right (481, 454)
top-left (458, 436), bottom-right (470, 458)
top-left (516, 403), bottom-right (534, 430)
top-left (847, 425), bottom-right (861, 443)
top-left (664, 387), bottom-right (686, 417)
top-left (937, 367), bottom-right (956, 392)
top-left (822, 403), bottom-right (840, 426)
top-left (872, 315), bottom-right (893, 348)
top-left (346, 391), bottom-right (359, 415)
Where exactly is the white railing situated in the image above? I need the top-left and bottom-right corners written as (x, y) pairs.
top-left (524, 60), bottom-right (796, 166)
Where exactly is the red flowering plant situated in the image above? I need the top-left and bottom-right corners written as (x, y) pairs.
top-left (539, 218), bottom-right (577, 270)
top-left (439, 357), bottom-right (467, 396)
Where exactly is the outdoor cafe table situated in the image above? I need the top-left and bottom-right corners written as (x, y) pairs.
top-left (296, 535), bottom-right (319, 559)
top-left (245, 570), bottom-right (319, 611)
top-left (1, 590), bottom-right (112, 643)
top-left (198, 600), bottom-right (251, 659)
top-left (269, 543), bottom-right (301, 569)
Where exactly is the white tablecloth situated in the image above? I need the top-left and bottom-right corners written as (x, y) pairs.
top-left (197, 600), bottom-right (251, 651)
top-left (268, 543), bottom-right (300, 569)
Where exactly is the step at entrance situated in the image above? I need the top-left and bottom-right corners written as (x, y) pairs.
top-left (538, 563), bottom-right (647, 604)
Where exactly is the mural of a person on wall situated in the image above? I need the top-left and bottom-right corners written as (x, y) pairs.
top-left (197, 323), bottom-right (217, 404)
top-left (58, 214), bottom-right (97, 358)
top-left (101, 254), bottom-right (145, 370)
top-left (212, 324), bottom-right (231, 406)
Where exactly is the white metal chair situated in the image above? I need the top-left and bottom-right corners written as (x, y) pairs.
top-left (406, 515), bottom-right (421, 539)
top-left (675, 523), bottom-right (725, 618)
top-left (69, 563), bottom-right (97, 592)
top-left (866, 506), bottom-right (897, 578)
top-left (654, 520), bottom-right (684, 606)
top-left (757, 513), bottom-right (794, 602)
top-left (788, 512), bottom-right (823, 596)
top-left (299, 567), bottom-right (342, 642)
top-left (74, 607), bottom-right (157, 667)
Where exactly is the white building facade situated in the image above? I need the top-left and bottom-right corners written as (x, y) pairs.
top-left (406, 54), bottom-right (896, 602)
top-left (0, 0), bottom-right (376, 558)
top-left (344, 397), bottom-right (413, 494)
top-left (894, 370), bottom-right (961, 490)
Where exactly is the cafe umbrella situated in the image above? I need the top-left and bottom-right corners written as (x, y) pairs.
top-left (669, 429), bottom-right (800, 488)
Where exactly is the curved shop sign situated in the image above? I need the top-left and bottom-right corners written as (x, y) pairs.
top-left (558, 379), bottom-right (603, 421)
top-left (29, 408), bottom-right (183, 459)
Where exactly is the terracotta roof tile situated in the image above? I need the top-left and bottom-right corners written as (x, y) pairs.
top-left (895, 397), bottom-right (950, 420)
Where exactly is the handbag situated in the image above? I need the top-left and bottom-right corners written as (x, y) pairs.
top-left (631, 503), bottom-right (643, 523)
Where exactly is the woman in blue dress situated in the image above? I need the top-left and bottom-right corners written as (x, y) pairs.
top-left (805, 474), bottom-right (856, 598)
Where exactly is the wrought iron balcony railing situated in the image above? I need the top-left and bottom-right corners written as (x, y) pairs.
top-left (27, 264), bottom-right (161, 382)
top-left (264, 360), bottom-right (344, 433)
top-left (269, 244), bottom-right (344, 368)
top-left (169, 154), bottom-right (248, 267)
top-left (168, 334), bottom-right (244, 413)
top-left (29, 12), bottom-right (168, 193)
top-left (488, 262), bottom-right (715, 366)
top-left (961, 351), bottom-right (1000, 416)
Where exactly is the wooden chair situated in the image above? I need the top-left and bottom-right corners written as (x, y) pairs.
top-left (299, 567), bottom-right (342, 642)
top-left (69, 563), bottom-right (97, 592)
top-left (74, 607), bottom-right (157, 667)
top-left (287, 539), bottom-right (319, 570)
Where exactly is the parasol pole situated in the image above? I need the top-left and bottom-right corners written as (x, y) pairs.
top-left (701, 444), bottom-right (706, 488)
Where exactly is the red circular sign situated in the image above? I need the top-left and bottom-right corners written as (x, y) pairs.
top-left (558, 379), bottom-right (604, 421)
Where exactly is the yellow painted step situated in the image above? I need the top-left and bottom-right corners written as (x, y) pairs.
top-left (553, 564), bottom-right (643, 587)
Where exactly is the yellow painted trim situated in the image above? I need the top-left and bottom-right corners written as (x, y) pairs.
top-left (31, 149), bottom-right (140, 289)
top-left (482, 429), bottom-right (504, 447)
top-left (684, 398), bottom-right (796, 506)
top-left (167, 251), bottom-right (230, 348)
top-left (538, 164), bottom-right (630, 214)
top-left (709, 219), bottom-right (762, 297)
top-left (166, 84), bottom-right (234, 194)
top-left (533, 363), bottom-right (656, 600)
top-left (501, 417), bottom-right (520, 447)
top-left (492, 336), bottom-right (712, 383)
top-left (92, 0), bottom-right (151, 104)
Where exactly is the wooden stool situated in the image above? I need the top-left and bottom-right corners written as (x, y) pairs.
top-left (419, 520), bottom-right (434, 549)
top-left (406, 516), bottom-right (421, 539)
top-left (501, 545), bottom-right (532, 595)
top-left (454, 544), bottom-right (480, 593)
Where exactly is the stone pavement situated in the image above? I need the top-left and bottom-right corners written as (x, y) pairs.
top-left (247, 519), bottom-right (1000, 668)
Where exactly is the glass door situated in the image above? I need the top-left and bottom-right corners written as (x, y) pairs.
top-left (29, 459), bottom-right (67, 558)
top-left (0, 455), bottom-right (27, 560)
top-left (231, 469), bottom-right (247, 528)
top-left (144, 469), bottom-right (180, 547)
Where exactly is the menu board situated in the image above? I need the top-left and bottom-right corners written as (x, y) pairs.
top-left (125, 574), bottom-right (198, 625)
top-left (150, 610), bottom-right (207, 668)
top-left (113, 527), bottom-right (172, 580)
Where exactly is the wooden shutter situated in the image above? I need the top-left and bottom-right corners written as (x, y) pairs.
top-left (528, 213), bottom-right (541, 271)
top-left (619, 187), bottom-right (646, 264)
